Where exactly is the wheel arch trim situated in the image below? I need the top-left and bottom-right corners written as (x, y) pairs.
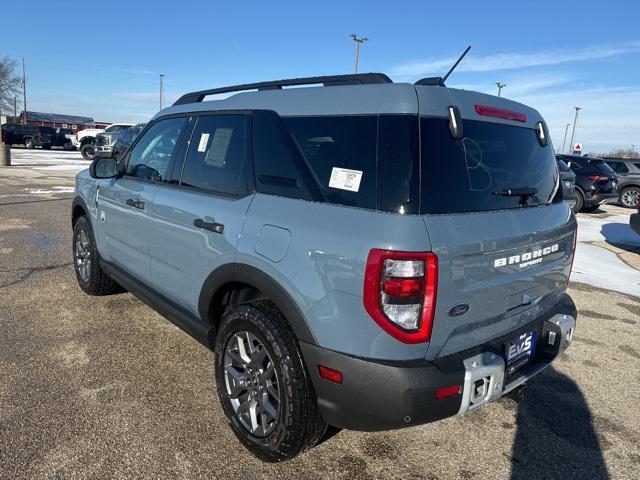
top-left (198, 263), bottom-right (317, 345)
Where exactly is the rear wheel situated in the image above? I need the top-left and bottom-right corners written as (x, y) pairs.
top-left (620, 186), bottom-right (640, 208)
top-left (572, 190), bottom-right (584, 214)
top-left (73, 216), bottom-right (122, 295)
top-left (24, 138), bottom-right (35, 149)
top-left (214, 300), bottom-right (327, 462)
top-left (81, 144), bottom-right (95, 160)
top-left (63, 141), bottom-right (73, 151)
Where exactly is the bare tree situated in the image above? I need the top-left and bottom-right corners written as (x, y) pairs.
top-left (587, 148), bottom-right (640, 159)
top-left (0, 57), bottom-right (22, 116)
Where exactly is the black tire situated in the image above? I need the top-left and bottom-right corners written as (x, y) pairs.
top-left (63, 141), bottom-right (73, 151)
top-left (81, 144), bottom-right (95, 160)
top-left (214, 299), bottom-right (327, 462)
top-left (24, 137), bottom-right (35, 149)
top-left (619, 186), bottom-right (640, 209)
top-left (73, 215), bottom-right (122, 295)
top-left (572, 189), bottom-right (584, 214)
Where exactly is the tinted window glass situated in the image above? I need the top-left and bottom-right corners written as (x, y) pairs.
top-left (608, 162), bottom-right (628, 174)
top-left (180, 114), bottom-right (250, 196)
top-left (284, 116), bottom-right (378, 209)
top-left (126, 117), bottom-right (188, 181)
top-left (421, 118), bottom-right (557, 213)
top-left (378, 115), bottom-right (419, 214)
top-left (253, 111), bottom-right (314, 200)
top-left (634, 163), bottom-right (640, 170)
top-left (557, 159), bottom-right (570, 171)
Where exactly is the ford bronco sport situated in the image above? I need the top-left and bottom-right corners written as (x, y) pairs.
top-left (72, 73), bottom-right (578, 462)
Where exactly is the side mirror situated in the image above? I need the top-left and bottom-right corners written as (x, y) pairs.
top-left (89, 157), bottom-right (119, 179)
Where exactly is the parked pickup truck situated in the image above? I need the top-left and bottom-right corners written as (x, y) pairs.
top-left (75, 123), bottom-right (133, 160)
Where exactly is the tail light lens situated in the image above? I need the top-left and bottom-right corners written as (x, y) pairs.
top-left (586, 175), bottom-right (609, 182)
top-left (363, 249), bottom-right (438, 344)
top-left (567, 222), bottom-right (578, 286)
top-left (474, 105), bottom-right (527, 123)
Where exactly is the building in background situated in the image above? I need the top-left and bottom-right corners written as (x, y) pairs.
top-left (18, 111), bottom-right (111, 131)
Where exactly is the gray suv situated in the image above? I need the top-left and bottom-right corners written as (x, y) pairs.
top-left (603, 157), bottom-right (640, 208)
top-left (71, 73), bottom-right (578, 462)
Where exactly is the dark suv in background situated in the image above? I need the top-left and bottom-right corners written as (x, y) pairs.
top-left (556, 158), bottom-right (577, 212)
top-left (556, 154), bottom-right (618, 212)
top-left (1, 123), bottom-right (53, 149)
top-left (603, 158), bottom-right (640, 208)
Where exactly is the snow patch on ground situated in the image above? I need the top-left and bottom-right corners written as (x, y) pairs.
top-left (573, 213), bottom-right (640, 297)
top-left (9, 148), bottom-right (91, 172)
top-left (27, 186), bottom-right (75, 194)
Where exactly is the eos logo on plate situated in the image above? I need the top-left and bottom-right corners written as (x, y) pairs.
top-left (448, 303), bottom-right (470, 317)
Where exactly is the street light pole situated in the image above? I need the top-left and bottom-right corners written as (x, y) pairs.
top-left (561, 123), bottom-right (571, 154)
top-left (496, 82), bottom-right (507, 97)
top-left (159, 74), bottom-right (165, 110)
top-left (350, 33), bottom-right (368, 74)
top-left (22, 57), bottom-right (27, 125)
top-left (568, 107), bottom-right (581, 153)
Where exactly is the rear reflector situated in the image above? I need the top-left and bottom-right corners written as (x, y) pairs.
top-left (435, 384), bottom-right (462, 400)
top-left (475, 104), bottom-right (527, 123)
top-left (318, 365), bottom-right (343, 384)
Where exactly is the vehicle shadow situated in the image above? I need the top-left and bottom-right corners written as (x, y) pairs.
top-left (509, 366), bottom-right (610, 480)
top-left (600, 222), bottom-right (640, 252)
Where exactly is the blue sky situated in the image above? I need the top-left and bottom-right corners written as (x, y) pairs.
top-left (3, 0), bottom-right (639, 152)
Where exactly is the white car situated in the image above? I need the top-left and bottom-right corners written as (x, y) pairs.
top-left (74, 123), bottom-right (133, 159)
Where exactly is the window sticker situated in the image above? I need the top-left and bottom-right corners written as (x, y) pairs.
top-left (205, 128), bottom-right (233, 167)
top-left (197, 132), bottom-right (210, 152)
top-left (328, 167), bottom-right (363, 192)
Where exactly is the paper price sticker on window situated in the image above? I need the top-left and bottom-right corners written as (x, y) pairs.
top-left (328, 167), bottom-right (363, 192)
top-left (197, 133), bottom-right (210, 152)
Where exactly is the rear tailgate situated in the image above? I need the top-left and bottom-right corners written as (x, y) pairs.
top-left (415, 86), bottom-right (576, 360)
top-left (423, 206), bottom-right (575, 359)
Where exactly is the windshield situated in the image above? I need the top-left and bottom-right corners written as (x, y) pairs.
top-left (420, 118), bottom-right (558, 214)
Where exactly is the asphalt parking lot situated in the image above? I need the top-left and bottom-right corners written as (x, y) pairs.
top-left (1, 149), bottom-right (639, 480)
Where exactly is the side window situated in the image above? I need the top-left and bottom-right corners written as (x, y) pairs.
top-left (126, 117), bottom-right (188, 181)
top-left (283, 115), bottom-right (378, 209)
top-left (179, 114), bottom-right (251, 196)
top-left (609, 162), bottom-right (628, 174)
top-left (252, 110), bottom-right (314, 200)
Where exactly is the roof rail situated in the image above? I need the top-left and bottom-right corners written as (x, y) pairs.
top-left (173, 73), bottom-right (393, 106)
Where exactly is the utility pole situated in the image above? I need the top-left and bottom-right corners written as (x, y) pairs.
top-left (561, 123), bottom-right (571, 154)
top-left (159, 74), bottom-right (165, 110)
top-left (496, 82), bottom-right (507, 97)
top-left (13, 96), bottom-right (17, 117)
top-left (350, 33), bottom-right (368, 74)
top-left (22, 57), bottom-right (27, 125)
top-left (568, 107), bottom-right (581, 153)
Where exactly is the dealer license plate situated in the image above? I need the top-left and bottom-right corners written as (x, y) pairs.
top-left (506, 330), bottom-right (537, 374)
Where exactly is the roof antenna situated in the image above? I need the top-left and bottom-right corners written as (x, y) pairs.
top-left (415, 46), bottom-right (471, 87)
top-left (440, 46), bottom-right (471, 85)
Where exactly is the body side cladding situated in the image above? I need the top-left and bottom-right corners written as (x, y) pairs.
top-left (71, 195), bottom-right (89, 226)
top-left (198, 263), bottom-right (317, 345)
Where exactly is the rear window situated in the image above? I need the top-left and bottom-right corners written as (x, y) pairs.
top-left (573, 159), bottom-right (615, 175)
top-left (420, 118), bottom-right (558, 214)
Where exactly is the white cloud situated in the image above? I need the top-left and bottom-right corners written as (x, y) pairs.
top-left (390, 41), bottom-right (640, 78)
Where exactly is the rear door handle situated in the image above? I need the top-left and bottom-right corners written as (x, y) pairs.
top-left (193, 218), bottom-right (224, 234)
top-left (126, 199), bottom-right (145, 210)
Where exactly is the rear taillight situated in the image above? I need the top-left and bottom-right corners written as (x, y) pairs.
top-left (586, 175), bottom-right (609, 182)
top-left (363, 249), bottom-right (438, 344)
top-left (474, 104), bottom-right (527, 123)
top-left (568, 223), bottom-right (578, 286)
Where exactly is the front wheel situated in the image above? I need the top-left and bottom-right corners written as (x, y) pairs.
top-left (620, 186), bottom-right (640, 208)
top-left (73, 216), bottom-right (122, 295)
top-left (24, 138), bottom-right (35, 149)
top-left (81, 144), bottom-right (95, 160)
top-left (214, 300), bottom-right (327, 462)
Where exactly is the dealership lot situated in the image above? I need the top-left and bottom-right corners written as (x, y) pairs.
top-left (0, 150), bottom-right (639, 480)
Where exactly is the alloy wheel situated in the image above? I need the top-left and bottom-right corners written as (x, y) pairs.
top-left (621, 188), bottom-right (639, 208)
top-left (74, 229), bottom-right (92, 283)
top-left (223, 331), bottom-right (280, 437)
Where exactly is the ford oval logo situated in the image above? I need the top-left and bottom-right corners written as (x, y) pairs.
top-left (448, 303), bottom-right (470, 317)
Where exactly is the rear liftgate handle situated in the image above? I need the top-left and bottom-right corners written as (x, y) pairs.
top-left (193, 218), bottom-right (224, 234)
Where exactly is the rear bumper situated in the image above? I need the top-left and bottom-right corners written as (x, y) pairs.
top-left (584, 191), bottom-right (618, 206)
top-left (301, 293), bottom-right (577, 431)
top-left (631, 213), bottom-right (640, 235)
